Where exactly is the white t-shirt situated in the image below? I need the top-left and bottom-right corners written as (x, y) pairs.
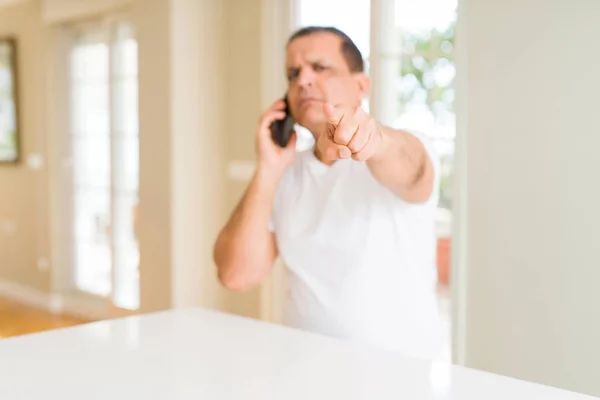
top-left (269, 131), bottom-right (443, 360)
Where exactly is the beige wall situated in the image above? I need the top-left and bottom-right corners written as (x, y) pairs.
top-left (458, 0), bottom-right (600, 396)
top-left (136, 0), bottom-right (231, 314)
top-left (0, 0), bottom-right (264, 319)
top-left (222, 0), bottom-right (263, 319)
top-left (0, 0), bottom-right (50, 292)
top-left (134, 0), bottom-right (174, 313)
top-left (134, 0), bottom-right (270, 318)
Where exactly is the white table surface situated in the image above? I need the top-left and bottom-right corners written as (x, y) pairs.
top-left (0, 308), bottom-right (596, 399)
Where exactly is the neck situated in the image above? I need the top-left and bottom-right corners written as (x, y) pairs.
top-left (313, 145), bottom-right (335, 166)
top-left (305, 122), bottom-right (334, 165)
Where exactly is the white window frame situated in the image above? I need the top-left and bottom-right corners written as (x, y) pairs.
top-left (47, 11), bottom-right (139, 320)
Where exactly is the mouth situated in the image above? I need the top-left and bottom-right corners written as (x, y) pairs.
top-left (298, 98), bottom-right (323, 108)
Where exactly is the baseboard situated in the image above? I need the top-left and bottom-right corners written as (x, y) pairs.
top-left (60, 295), bottom-right (112, 321)
top-left (0, 279), bottom-right (111, 321)
top-left (0, 279), bottom-right (61, 313)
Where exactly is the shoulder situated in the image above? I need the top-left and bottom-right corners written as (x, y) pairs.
top-left (400, 129), bottom-right (441, 169)
top-left (409, 130), bottom-right (441, 206)
top-left (377, 128), bottom-right (442, 208)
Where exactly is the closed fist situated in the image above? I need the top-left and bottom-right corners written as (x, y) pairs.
top-left (316, 103), bottom-right (384, 163)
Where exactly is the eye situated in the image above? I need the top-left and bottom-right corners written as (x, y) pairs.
top-left (287, 68), bottom-right (300, 82)
top-left (313, 63), bottom-right (327, 72)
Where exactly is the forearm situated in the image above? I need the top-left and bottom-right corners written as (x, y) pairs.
top-left (366, 126), bottom-right (434, 203)
top-left (213, 168), bottom-right (281, 290)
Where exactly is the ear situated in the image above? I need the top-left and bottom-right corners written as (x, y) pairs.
top-left (354, 72), bottom-right (370, 100)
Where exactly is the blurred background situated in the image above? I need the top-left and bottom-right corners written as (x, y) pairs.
top-left (0, 0), bottom-right (598, 397)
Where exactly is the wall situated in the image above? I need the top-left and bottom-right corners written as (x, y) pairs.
top-left (0, 0), bottom-right (49, 293)
top-left (221, 0), bottom-right (264, 319)
top-left (458, 0), bottom-right (600, 396)
top-left (0, 0), bottom-right (233, 317)
top-left (0, 0), bottom-right (286, 323)
top-left (135, 0), bottom-right (229, 313)
top-left (41, 0), bottom-right (131, 23)
top-left (134, 0), bottom-right (174, 312)
top-left (170, 0), bottom-right (228, 311)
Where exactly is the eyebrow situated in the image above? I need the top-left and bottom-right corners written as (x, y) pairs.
top-left (286, 58), bottom-right (329, 70)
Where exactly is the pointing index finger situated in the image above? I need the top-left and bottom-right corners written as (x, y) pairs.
top-left (324, 103), bottom-right (344, 126)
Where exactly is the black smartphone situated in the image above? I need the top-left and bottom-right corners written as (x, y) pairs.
top-left (270, 94), bottom-right (295, 147)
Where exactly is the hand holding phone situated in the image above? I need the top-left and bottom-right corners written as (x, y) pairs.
top-left (270, 94), bottom-right (295, 148)
top-left (255, 96), bottom-right (297, 177)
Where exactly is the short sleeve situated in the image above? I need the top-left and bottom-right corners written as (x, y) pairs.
top-left (405, 129), bottom-right (441, 206)
top-left (266, 154), bottom-right (300, 234)
top-left (268, 218), bottom-right (275, 233)
top-left (268, 174), bottom-right (284, 234)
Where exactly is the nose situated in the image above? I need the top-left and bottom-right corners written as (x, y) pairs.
top-left (297, 67), bottom-right (316, 88)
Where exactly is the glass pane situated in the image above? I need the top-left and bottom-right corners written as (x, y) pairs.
top-left (297, 0), bottom-right (371, 58)
top-left (0, 41), bottom-right (18, 162)
top-left (71, 82), bottom-right (109, 136)
top-left (111, 20), bottom-right (140, 310)
top-left (111, 193), bottom-right (139, 310)
top-left (73, 136), bottom-right (111, 189)
top-left (113, 78), bottom-right (138, 135)
top-left (112, 193), bottom-right (139, 248)
top-left (73, 189), bottom-right (112, 296)
top-left (71, 31), bottom-right (112, 298)
top-left (71, 39), bottom-right (108, 82)
top-left (112, 136), bottom-right (139, 194)
top-left (392, 1), bottom-right (457, 363)
top-left (112, 22), bottom-right (137, 78)
top-left (112, 244), bottom-right (140, 310)
top-left (392, 0), bottom-right (457, 135)
top-left (121, 40), bottom-right (138, 77)
top-left (395, 0), bottom-right (457, 35)
top-left (73, 189), bottom-right (110, 241)
top-left (393, 55), bottom-right (455, 140)
top-left (390, 0), bottom-right (457, 221)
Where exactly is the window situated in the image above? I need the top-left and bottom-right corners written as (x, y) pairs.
top-left (294, 0), bottom-right (456, 239)
top-left (387, 0), bottom-right (457, 238)
top-left (296, 0), bottom-right (371, 57)
top-left (69, 19), bottom-right (139, 310)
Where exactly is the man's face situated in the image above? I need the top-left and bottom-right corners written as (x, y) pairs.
top-left (285, 32), bottom-right (369, 137)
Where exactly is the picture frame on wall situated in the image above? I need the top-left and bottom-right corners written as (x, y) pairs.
top-left (0, 37), bottom-right (19, 164)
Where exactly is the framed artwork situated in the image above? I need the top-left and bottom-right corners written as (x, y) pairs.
top-left (0, 37), bottom-right (19, 164)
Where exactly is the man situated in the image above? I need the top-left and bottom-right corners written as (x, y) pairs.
top-left (213, 26), bottom-right (442, 359)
